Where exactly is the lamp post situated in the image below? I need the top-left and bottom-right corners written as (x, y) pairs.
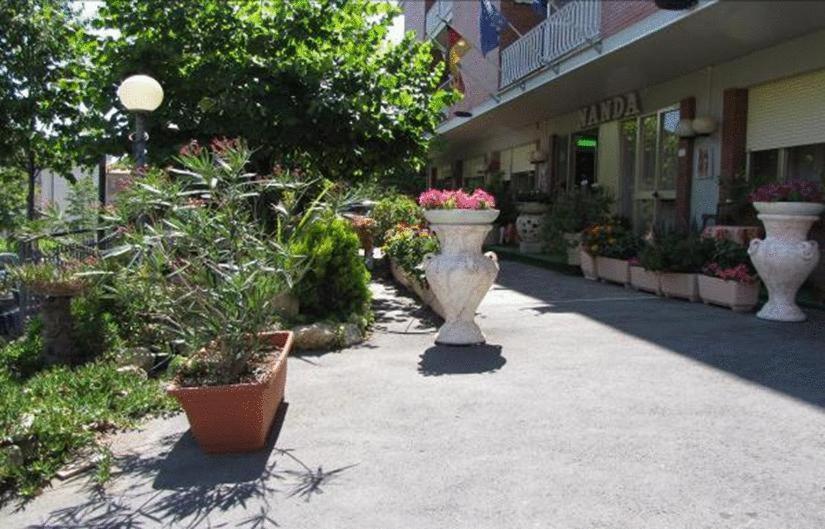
top-left (116, 75), bottom-right (164, 168)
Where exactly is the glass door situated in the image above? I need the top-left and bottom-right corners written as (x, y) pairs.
top-left (633, 107), bottom-right (680, 233)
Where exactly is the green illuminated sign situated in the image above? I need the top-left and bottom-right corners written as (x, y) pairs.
top-left (576, 138), bottom-right (598, 148)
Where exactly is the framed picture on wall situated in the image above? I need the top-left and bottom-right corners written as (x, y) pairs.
top-left (695, 142), bottom-right (715, 180)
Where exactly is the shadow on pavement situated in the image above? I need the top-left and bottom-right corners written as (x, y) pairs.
top-left (496, 260), bottom-right (825, 409)
top-left (418, 344), bottom-right (505, 376)
top-left (28, 403), bottom-right (356, 529)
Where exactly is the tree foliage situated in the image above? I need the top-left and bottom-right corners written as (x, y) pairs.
top-left (84, 0), bottom-right (455, 182)
top-left (0, 0), bottom-right (91, 217)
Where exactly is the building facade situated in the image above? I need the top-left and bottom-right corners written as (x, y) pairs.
top-left (404, 0), bottom-right (825, 229)
top-left (403, 0), bottom-right (825, 294)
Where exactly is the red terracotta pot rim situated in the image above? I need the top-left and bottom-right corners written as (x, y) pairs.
top-left (167, 330), bottom-right (293, 393)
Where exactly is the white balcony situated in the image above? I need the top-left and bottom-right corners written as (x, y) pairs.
top-left (500, 0), bottom-right (601, 88)
top-left (425, 0), bottom-right (453, 38)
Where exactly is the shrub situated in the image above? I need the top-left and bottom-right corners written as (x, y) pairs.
top-left (292, 216), bottom-right (371, 323)
top-left (542, 186), bottom-right (612, 254)
top-left (582, 221), bottom-right (642, 260)
top-left (371, 194), bottom-right (423, 246)
top-left (702, 238), bottom-right (758, 284)
top-left (0, 318), bottom-right (43, 379)
top-left (384, 223), bottom-right (439, 286)
top-left (638, 232), bottom-right (715, 273)
top-left (0, 361), bottom-right (175, 498)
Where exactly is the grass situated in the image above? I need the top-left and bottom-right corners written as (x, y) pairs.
top-left (0, 335), bottom-right (177, 499)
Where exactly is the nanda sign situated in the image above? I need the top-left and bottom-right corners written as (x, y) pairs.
top-left (578, 92), bottom-right (641, 129)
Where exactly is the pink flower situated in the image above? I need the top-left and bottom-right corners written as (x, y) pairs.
top-left (749, 179), bottom-right (823, 203)
top-left (703, 262), bottom-right (758, 284)
top-left (418, 188), bottom-right (496, 210)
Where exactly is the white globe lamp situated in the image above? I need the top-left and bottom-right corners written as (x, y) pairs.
top-left (117, 75), bottom-right (164, 167)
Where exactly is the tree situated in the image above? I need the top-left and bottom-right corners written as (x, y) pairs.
top-left (84, 0), bottom-right (456, 182)
top-left (0, 0), bottom-right (90, 219)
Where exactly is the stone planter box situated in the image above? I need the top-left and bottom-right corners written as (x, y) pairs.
top-left (564, 232), bottom-right (581, 266)
top-left (579, 248), bottom-right (598, 280)
top-left (389, 258), bottom-right (445, 318)
top-left (698, 275), bottom-right (760, 312)
top-left (660, 272), bottom-right (699, 302)
top-left (630, 266), bottom-right (662, 295)
top-left (596, 257), bottom-right (630, 286)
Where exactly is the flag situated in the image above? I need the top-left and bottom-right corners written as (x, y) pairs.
top-left (479, 0), bottom-right (509, 56)
top-left (447, 27), bottom-right (469, 92)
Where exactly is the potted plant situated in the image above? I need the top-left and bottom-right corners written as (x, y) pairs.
top-left (7, 259), bottom-right (91, 366)
top-left (514, 191), bottom-right (551, 253)
top-left (419, 188), bottom-right (499, 345)
top-left (699, 238), bottom-right (760, 312)
top-left (542, 185), bottom-right (611, 266)
top-left (383, 222), bottom-right (445, 317)
top-left (629, 254), bottom-right (661, 295)
top-left (582, 221), bottom-right (641, 286)
top-left (747, 179), bottom-right (824, 321)
top-left (109, 139), bottom-right (300, 453)
top-left (639, 233), bottom-right (714, 302)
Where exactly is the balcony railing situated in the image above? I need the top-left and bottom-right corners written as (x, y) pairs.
top-left (500, 0), bottom-right (601, 88)
top-left (425, 0), bottom-right (453, 37)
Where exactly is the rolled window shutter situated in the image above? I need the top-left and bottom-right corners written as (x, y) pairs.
top-left (747, 69), bottom-right (825, 151)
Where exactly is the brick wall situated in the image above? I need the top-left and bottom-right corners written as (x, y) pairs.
top-left (601, 0), bottom-right (659, 38)
top-left (500, 0), bottom-right (545, 49)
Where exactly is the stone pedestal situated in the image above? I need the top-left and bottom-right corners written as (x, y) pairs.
top-left (423, 209), bottom-right (500, 345)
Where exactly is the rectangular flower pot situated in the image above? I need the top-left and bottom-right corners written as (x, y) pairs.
top-left (390, 258), bottom-right (445, 317)
top-left (563, 232), bottom-right (582, 266)
top-left (579, 248), bottom-right (598, 280)
top-left (698, 275), bottom-right (760, 312)
top-left (660, 272), bottom-right (699, 302)
top-left (167, 331), bottom-right (292, 453)
top-left (630, 266), bottom-right (662, 295)
top-left (596, 257), bottom-right (630, 286)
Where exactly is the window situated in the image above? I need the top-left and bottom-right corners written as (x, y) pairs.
top-left (748, 142), bottom-right (825, 186)
top-left (511, 171), bottom-right (536, 194)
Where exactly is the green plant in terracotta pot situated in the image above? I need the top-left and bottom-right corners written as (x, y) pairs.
top-left (542, 185), bottom-right (612, 264)
top-left (106, 139), bottom-right (308, 453)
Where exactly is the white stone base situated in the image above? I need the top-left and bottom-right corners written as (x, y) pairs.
top-left (435, 320), bottom-right (486, 346)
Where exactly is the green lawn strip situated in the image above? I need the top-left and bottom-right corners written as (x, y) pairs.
top-left (0, 361), bottom-right (177, 498)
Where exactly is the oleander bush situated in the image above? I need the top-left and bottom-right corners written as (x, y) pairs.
top-left (371, 194), bottom-right (423, 247)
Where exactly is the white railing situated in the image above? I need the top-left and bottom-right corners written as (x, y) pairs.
top-left (425, 0), bottom-right (453, 37)
top-left (500, 19), bottom-right (547, 88)
top-left (500, 0), bottom-right (601, 88)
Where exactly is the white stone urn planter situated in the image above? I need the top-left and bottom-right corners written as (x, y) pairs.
top-left (579, 247), bottom-right (598, 280)
top-left (423, 209), bottom-right (500, 345)
top-left (748, 201), bottom-right (824, 321)
top-left (516, 202), bottom-right (549, 254)
top-left (660, 272), bottom-right (699, 302)
top-left (596, 257), bottom-right (630, 286)
top-left (563, 232), bottom-right (582, 266)
top-left (389, 258), bottom-right (446, 318)
top-left (697, 275), bottom-right (760, 313)
top-left (630, 266), bottom-right (662, 295)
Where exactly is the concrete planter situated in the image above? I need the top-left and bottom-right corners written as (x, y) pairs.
top-left (579, 248), bottom-right (598, 280)
top-left (697, 275), bottom-right (760, 312)
top-left (423, 218), bottom-right (499, 345)
top-left (516, 203), bottom-right (549, 254)
top-left (389, 259), bottom-right (445, 318)
top-left (630, 266), bottom-right (662, 295)
top-left (167, 331), bottom-right (292, 453)
top-left (660, 272), bottom-right (699, 302)
top-left (563, 232), bottom-right (582, 266)
top-left (748, 202), bottom-right (824, 322)
top-left (596, 257), bottom-right (630, 286)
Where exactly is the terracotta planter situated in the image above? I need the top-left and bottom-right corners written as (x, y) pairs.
top-left (168, 331), bottom-right (293, 453)
top-left (579, 248), bottom-right (598, 280)
top-left (630, 267), bottom-right (661, 295)
top-left (698, 275), bottom-right (760, 312)
top-left (660, 272), bottom-right (699, 302)
top-left (563, 232), bottom-right (582, 266)
top-left (596, 257), bottom-right (630, 286)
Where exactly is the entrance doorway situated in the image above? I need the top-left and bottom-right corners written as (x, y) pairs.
top-left (571, 130), bottom-right (598, 187)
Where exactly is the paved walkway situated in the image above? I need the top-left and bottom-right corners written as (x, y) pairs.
top-left (4, 261), bottom-right (825, 528)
